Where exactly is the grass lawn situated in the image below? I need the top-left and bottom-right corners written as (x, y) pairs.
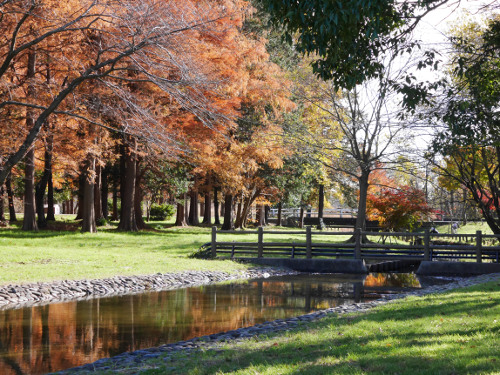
top-left (435, 221), bottom-right (494, 235)
top-left (0, 218), bottom-right (496, 285)
top-left (134, 279), bottom-right (500, 375)
top-left (0, 218), bottom-right (346, 285)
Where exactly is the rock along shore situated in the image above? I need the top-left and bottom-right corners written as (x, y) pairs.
top-left (0, 267), bottom-right (297, 311)
top-left (54, 272), bottom-right (500, 374)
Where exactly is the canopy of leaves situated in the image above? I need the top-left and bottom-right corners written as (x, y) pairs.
top-left (431, 16), bottom-right (500, 233)
top-left (367, 186), bottom-right (432, 231)
top-left (256, 0), bottom-right (445, 90)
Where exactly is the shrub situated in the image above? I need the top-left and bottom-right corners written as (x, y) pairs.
top-left (149, 203), bottom-right (175, 221)
top-left (189, 243), bottom-right (213, 259)
top-left (96, 217), bottom-right (108, 227)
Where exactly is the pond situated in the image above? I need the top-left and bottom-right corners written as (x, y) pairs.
top-left (0, 273), bottom-right (455, 374)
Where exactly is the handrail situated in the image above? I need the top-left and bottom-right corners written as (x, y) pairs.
top-left (210, 226), bottom-right (500, 263)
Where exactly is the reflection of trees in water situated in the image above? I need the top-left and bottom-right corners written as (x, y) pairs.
top-left (364, 273), bottom-right (420, 288)
top-left (0, 274), bottom-right (414, 374)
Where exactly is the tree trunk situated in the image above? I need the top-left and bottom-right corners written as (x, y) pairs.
top-left (317, 183), bottom-right (324, 229)
top-left (188, 190), bottom-right (199, 226)
top-left (199, 200), bottom-right (205, 217)
top-left (23, 147), bottom-right (38, 231)
top-left (81, 156), bottom-right (97, 233)
top-left (6, 174), bottom-right (17, 222)
top-left (118, 141), bottom-right (138, 231)
top-left (355, 171), bottom-right (370, 231)
top-left (236, 197), bottom-right (251, 229)
top-left (277, 201), bottom-right (282, 226)
top-left (221, 194), bottom-right (234, 230)
top-left (46, 166), bottom-right (55, 221)
top-left (22, 50), bottom-right (38, 231)
top-left (75, 173), bottom-right (84, 220)
top-left (35, 148), bottom-right (52, 228)
top-left (184, 194), bottom-right (189, 223)
top-left (0, 186), bottom-right (5, 222)
top-left (299, 205), bottom-right (305, 228)
top-left (112, 182), bottom-right (119, 221)
top-left (175, 193), bottom-right (188, 226)
top-left (94, 163), bottom-right (103, 221)
top-left (35, 177), bottom-right (47, 228)
top-left (264, 205), bottom-right (270, 225)
top-left (235, 200), bottom-right (242, 228)
top-left (101, 166), bottom-right (109, 219)
top-left (134, 160), bottom-right (146, 230)
top-left (202, 191), bottom-right (211, 225)
top-left (256, 204), bottom-right (265, 227)
top-left (213, 186), bottom-right (220, 225)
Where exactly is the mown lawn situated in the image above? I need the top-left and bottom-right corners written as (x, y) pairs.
top-left (0, 219), bottom-right (346, 285)
top-left (133, 280), bottom-right (500, 375)
top-left (0, 218), bottom-right (495, 285)
top-left (435, 221), bottom-right (494, 235)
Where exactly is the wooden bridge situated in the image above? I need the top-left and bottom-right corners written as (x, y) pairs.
top-left (209, 227), bottom-right (500, 264)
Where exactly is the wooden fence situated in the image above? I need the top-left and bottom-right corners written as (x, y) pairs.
top-left (210, 227), bottom-right (500, 263)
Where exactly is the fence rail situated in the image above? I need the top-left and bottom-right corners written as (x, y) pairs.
top-left (210, 227), bottom-right (500, 263)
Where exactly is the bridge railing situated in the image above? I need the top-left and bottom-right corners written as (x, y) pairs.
top-left (210, 227), bottom-right (500, 263)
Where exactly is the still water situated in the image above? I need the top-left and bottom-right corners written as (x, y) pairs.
top-left (0, 273), bottom-right (451, 374)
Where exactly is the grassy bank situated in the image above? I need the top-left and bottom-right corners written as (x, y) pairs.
top-left (435, 221), bottom-right (494, 235)
top-left (0, 220), bottom-right (337, 285)
top-left (134, 280), bottom-right (500, 375)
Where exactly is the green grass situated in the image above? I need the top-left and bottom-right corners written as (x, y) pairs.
top-left (128, 280), bottom-right (500, 375)
top-left (0, 220), bottom-right (245, 285)
top-left (0, 218), bottom-right (495, 285)
top-left (435, 221), bottom-right (494, 235)
top-left (0, 220), bottom-right (347, 285)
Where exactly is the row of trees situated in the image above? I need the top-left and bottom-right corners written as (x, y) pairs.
top-left (1, 0), bottom-right (499, 234)
top-left (0, 0), bottom-right (305, 232)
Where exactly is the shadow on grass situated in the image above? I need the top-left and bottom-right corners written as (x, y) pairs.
top-left (162, 283), bottom-right (500, 375)
top-left (0, 225), bottom-right (212, 239)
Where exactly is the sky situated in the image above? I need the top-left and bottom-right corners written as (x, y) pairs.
top-left (415, 0), bottom-right (496, 59)
top-left (403, 1), bottom-right (498, 150)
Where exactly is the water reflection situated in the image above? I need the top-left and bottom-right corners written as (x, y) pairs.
top-left (0, 273), bottom-right (443, 374)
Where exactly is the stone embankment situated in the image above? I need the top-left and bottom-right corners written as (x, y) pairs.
top-left (0, 268), bottom-right (297, 311)
top-left (56, 272), bottom-right (500, 374)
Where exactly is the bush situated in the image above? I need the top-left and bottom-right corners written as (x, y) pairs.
top-left (189, 243), bottom-right (213, 259)
top-left (149, 203), bottom-right (175, 221)
top-left (96, 217), bottom-right (108, 227)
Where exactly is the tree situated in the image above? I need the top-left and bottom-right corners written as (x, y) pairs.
top-left (431, 16), bottom-right (500, 233)
top-left (0, 0), bottom-right (244, 188)
top-left (256, 0), bottom-right (454, 107)
top-left (183, 7), bottom-right (294, 230)
top-left (290, 55), bottom-right (413, 231)
top-left (367, 186), bottom-right (432, 232)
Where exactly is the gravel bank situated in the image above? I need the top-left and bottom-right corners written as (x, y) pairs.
top-left (54, 272), bottom-right (500, 374)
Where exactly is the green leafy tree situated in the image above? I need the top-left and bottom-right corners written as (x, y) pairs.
top-left (256, 0), bottom-right (449, 108)
top-left (431, 16), bottom-right (500, 233)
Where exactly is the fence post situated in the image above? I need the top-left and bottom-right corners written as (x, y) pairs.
top-left (354, 228), bottom-right (361, 259)
top-left (258, 226), bottom-right (264, 258)
top-left (211, 226), bottom-right (217, 258)
top-left (306, 226), bottom-right (312, 259)
top-left (476, 230), bottom-right (482, 263)
top-left (424, 229), bottom-right (430, 261)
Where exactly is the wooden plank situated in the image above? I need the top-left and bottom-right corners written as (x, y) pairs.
top-left (211, 226), bottom-right (217, 258)
top-left (310, 243), bottom-right (355, 248)
top-left (306, 226), bottom-right (312, 259)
